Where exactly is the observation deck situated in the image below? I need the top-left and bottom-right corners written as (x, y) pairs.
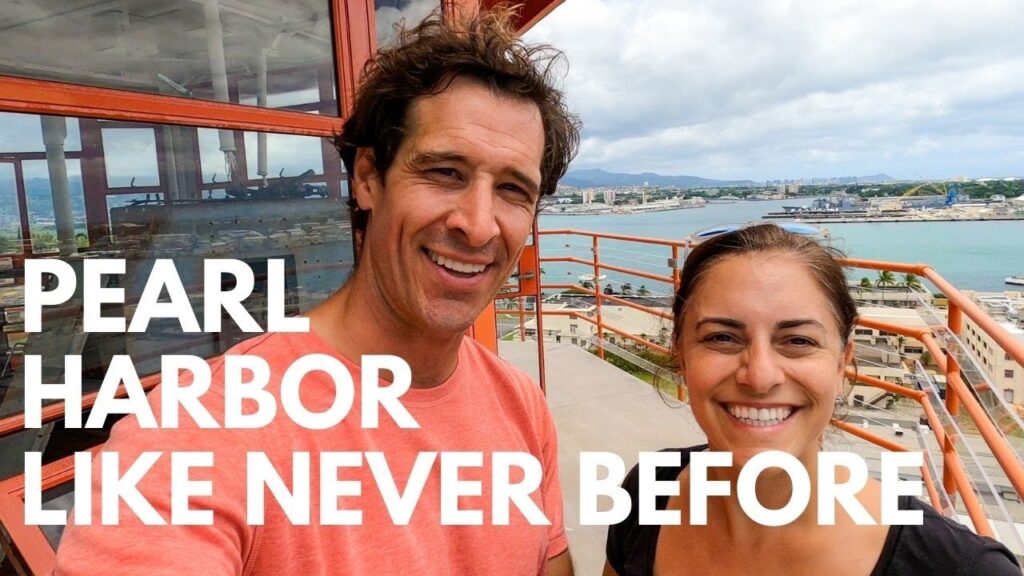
top-left (492, 226), bottom-right (1024, 574)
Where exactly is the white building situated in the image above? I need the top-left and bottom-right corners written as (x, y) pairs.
top-left (961, 291), bottom-right (1024, 403)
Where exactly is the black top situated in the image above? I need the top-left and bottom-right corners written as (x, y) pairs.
top-left (606, 447), bottom-right (1020, 576)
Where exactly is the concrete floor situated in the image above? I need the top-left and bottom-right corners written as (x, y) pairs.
top-left (500, 341), bottom-right (705, 576)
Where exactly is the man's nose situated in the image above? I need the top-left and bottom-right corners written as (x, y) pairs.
top-left (737, 341), bottom-right (784, 393)
top-left (447, 180), bottom-right (500, 247)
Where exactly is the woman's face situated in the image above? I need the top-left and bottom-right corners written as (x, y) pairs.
top-left (678, 252), bottom-right (853, 466)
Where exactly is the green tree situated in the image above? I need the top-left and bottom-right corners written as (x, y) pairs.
top-left (579, 280), bottom-right (594, 290)
top-left (859, 277), bottom-right (873, 290)
top-left (637, 284), bottom-right (650, 296)
top-left (621, 282), bottom-right (633, 295)
top-left (875, 270), bottom-right (897, 289)
top-left (902, 273), bottom-right (924, 293)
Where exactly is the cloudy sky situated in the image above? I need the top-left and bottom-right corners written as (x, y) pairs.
top-left (524, 0), bottom-right (1024, 182)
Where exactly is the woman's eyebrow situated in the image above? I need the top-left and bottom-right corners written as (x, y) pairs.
top-left (776, 319), bottom-right (826, 330)
top-left (695, 317), bottom-right (744, 329)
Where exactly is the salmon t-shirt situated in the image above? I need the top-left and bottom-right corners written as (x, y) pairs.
top-left (53, 331), bottom-right (567, 575)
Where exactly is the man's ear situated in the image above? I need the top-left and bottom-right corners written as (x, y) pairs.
top-left (352, 148), bottom-right (383, 211)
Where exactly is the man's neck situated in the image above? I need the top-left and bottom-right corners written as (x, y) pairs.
top-left (308, 279), bottom-right (464, 389)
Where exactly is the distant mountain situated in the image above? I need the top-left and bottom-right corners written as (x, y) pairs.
top-left (855, 173), bottom-right (898, 184)
top-left (561, 169), bottom-right (756, 189)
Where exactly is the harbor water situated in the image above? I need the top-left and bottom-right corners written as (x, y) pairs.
top-left (539, 199), bottom-right (1023, 293)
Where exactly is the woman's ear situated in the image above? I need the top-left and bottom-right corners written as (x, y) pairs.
top-left (843, 340), bottom-right (855, 367)
top-left (352, 149), bottom-right (383, 211)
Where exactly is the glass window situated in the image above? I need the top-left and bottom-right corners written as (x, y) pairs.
top-left (1007, 370), bottom-right (1016, 379)
top-left (0, 163), bottom-right (22, 254)
top-left (243, 132), bottom-right (325, 181)
top-left (0, 111), bottom-right (354, 482)
top-left (102, 128), bottom-right (161, 188)
top-left (375, 0), bottom-right (438, 47)
top-left (22, 159), bottom-right (87, 253)
top-left (0, 113), bottom-right (81, 153)
top-left (0, 1), bottom-right (338, 115)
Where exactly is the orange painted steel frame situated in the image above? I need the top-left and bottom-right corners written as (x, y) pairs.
top-left (0, 449), bottom-right (93, 576)
top-left (532, 230), bottom-right (1024, 537)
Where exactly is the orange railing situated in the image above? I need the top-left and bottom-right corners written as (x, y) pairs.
top-left (517, 228), bottom-right (1024, 542)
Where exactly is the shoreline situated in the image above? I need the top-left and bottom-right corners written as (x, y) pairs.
top-left (763, 214), bottom-right (1024, 224)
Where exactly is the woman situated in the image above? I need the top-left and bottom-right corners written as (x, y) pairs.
top-left (604, 223), bottom-right (1018, 576)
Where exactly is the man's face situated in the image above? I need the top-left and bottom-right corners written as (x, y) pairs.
top-left (352, 77), bottom-right (545, 335)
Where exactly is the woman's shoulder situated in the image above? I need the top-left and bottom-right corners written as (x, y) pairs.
top-left (877, 496), bottom-right (1019, 575)
top-left (607, 445), bottom-right (707, 576)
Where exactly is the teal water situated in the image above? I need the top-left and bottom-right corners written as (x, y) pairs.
top-left (539, 200), bottom-right (1023, 292)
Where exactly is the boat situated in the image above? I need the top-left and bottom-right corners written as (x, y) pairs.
top-left (1006, 276), bottom-right (1024, 286)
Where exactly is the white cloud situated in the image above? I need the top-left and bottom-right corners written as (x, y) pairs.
top-left (525, 0), bottom-right (1024, 180)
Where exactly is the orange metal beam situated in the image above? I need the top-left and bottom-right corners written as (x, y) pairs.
top-left (831, 418), bottom-right (994, 537)
top-left (0, 374), bottom-right (161, 439)
top-left (540, 229), bottom-right (689, 248)
top-left (0, 75), bottom-right (342, 137)
top-left (840, 258), bottom-right (930, 276)
top-left (844, 260), bottom-right (1024, 367)
top-left (0, 448), bottom-right (93, 575)
top-left (846, 369), bottom-right (925, 400)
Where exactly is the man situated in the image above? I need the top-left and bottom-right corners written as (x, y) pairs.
top-left (54, 8), bottom-right (578, 575)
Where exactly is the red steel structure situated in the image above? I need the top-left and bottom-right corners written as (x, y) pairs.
top-left (0, 1), bottom-right (564, 573)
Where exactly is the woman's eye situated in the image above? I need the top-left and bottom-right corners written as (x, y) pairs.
top-left (785, 336), bottom-right (817, 347)
top-left (704, 333), bottom-right (739, 345)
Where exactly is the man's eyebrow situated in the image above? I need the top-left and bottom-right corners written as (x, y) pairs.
top-left (408, 150), bottom-right (541, 196)
top-left (408, 150), bottom-right (464, 168)
top-left (695, 317), bottom-right (744, 330)
top-left (777, 319), bottom-right (826, 330)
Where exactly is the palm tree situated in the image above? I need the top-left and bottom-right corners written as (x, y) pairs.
top-left (875, 270), bottom-right (897, 289)
top-left (874, 271), bottom-right (898, 304)
top-left (902, 273), bottom-right (924, 293)
top-left (579, 280), bottom-right (594, 290)
top-left (637, 284), bottom-right (650, 296)
top-left (621, 282), bottom-right (633, 295)
top-left (859, 277), bottom-right (873, 290)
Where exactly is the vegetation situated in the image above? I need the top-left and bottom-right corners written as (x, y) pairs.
top-left (902, 273), bottom-right (924, 292)
top-left (875, 270), bottom-right (897, 289)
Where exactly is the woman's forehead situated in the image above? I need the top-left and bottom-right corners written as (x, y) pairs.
top-left (686, 253), bottom-right (837, 325)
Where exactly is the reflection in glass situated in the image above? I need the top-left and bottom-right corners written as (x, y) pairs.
top-left (0, 113), bottom-right (82, 153)
top-left (22, 159), bottom-right (86, 253)
top-left (243, 132), bottom-right (325, 182)
top-left (102, 129), bottom-right (161, 188)
top-left (374, 0), bottom-right (438, 47)
top-left (0, 1), bottom-right (338, 115)
top-left (0, 111), bottom-right (353, 482)
top-left (0, 164), bottom-right (22, 254)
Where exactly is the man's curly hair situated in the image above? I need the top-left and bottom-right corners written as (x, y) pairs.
top-left (334, 7), bottom-right (580, 235)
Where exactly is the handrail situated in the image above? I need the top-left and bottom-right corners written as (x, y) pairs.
top-left (522, 228), bottom-right (1024, 541)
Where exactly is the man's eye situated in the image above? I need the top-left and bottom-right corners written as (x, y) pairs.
top-left (430, 167), bottom-right (460, 179)
top-left (500, 183), bottom-right (531, 198)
